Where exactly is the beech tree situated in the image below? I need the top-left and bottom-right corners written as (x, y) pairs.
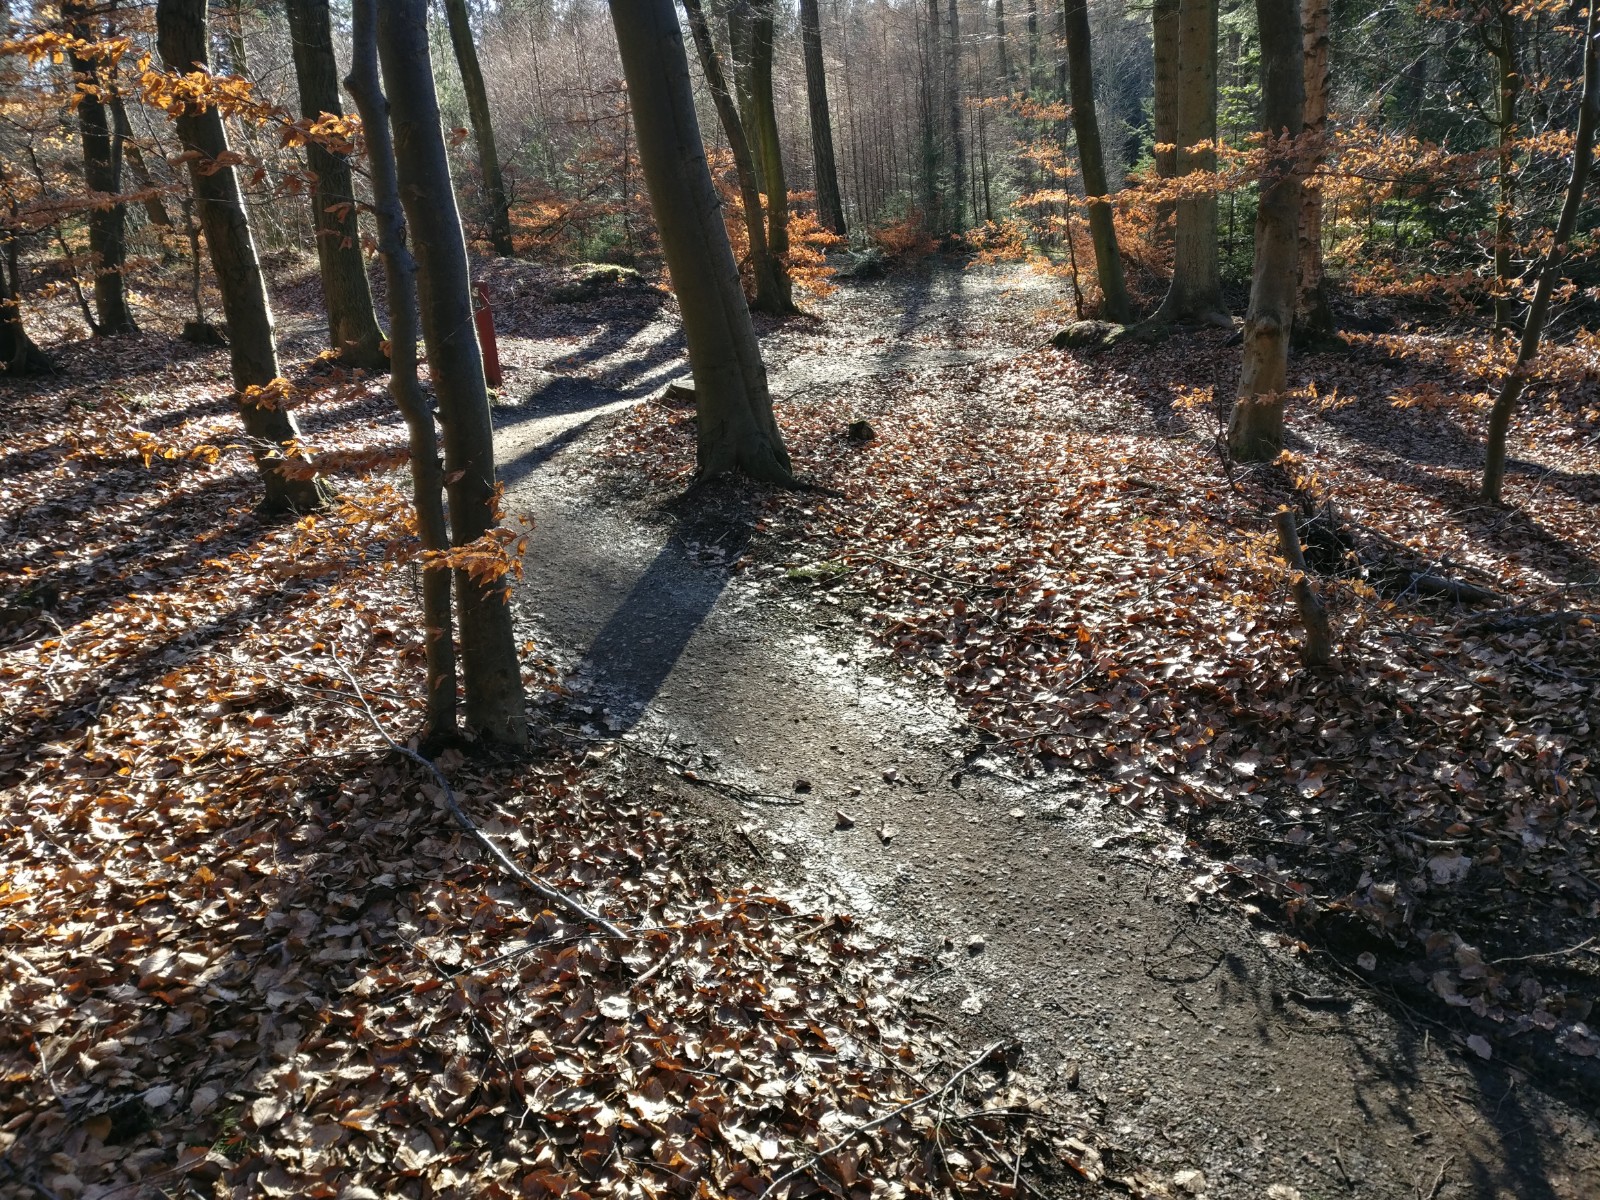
top-left (1227, 0), bottom-right (1306, 460)
top-left (374, 0), bottom-right (528, 747)
top-left (1, 225), bottom-right (50, 374)
top-left (285, 0), bottom-right (387, 369)
top-left (799, 0), bottom-right (847, 236)
top-left (442, 0), bottom-right (515, 257)
top-left (1061, 0), bottom-right (1132, 323)
top-left (607, 0), bottom-right (795, 483)
top-left (730, 0), bottom-right (796, 312)
top-left (66, 0), bottom-right (136, 336)
top-left (155, 0), bottom-right (328, 513)
top-left (1294, 0), bottom-right (1334, 343)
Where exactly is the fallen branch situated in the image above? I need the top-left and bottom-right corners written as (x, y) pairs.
top-left (761, 1041), bottom-right (1006, 1198)
top-left (1276, 511), bottom-right (1334, 668)
top-left (328, 648), bottom-right (628, 938)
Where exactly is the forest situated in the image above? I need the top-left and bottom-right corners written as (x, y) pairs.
top-left (1, 0), bottom-right (1598, 1197)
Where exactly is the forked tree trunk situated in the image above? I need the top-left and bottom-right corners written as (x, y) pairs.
top-left (1294, 0), bottom-right (1335, 344)
top-left (1153, 0), bottom-right (1227, 325)
top-left (1227, 0), bottom-right (1305, 461)
top-left (109, 94), bottom-right (172, 230)
top-left (1061, 0), bottom-right (1131, 323)
top-left (946, 0), bottom-right (965, 231)
top-left (1482, 0), bottom-right (1599, 503)
top-left (374, 0), bottom-right (527, 748)
top-left (156, 0), bottom-right (328, 513)
top-left (286, 0), bottom-right (387, 369)
top-left (346, 0), bottom-right (456, 740)
top-left (608, 0), bottom-right (795, 483)
top-left (731, 2), bottom-right (794, 308)
top-left (799, 0), bottom-right (847, 235)
top-left (67, 0), bottom-right (137, 335)
top-left (441, 0), bottom-right (515, 257)
top-left (682, 0), bottom-right (789, 314)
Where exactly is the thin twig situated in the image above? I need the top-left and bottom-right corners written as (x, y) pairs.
top-left (1490, 936), bottom-right (1598, 965)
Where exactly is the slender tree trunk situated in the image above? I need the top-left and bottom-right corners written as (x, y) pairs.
top-left (1227, 0), bottom-right (1305, 461)
top-left (1482, 0), bottom-right (1598, 503)
top-left (920, 0), bottom-right (945, 231)
top-left (374, 0), bottom-right (527, 748)
top-left (799, 0), bottom-right (847, 235)
top-left (109, 94), bottom-right (172, 229)
top-left (682, 0), bottom-right (789, 313)
top-left (1489, 7), bottom-right (1522, 340)
top-left (0, 236), bottom-right (51, 374)
top-left (731, 2), bottom-right (793, 305)
top-left (346, 0), bottom-right (457, 740)
top-left (68, 0), bottom-right (137, 335)
top-left (996, 0), bottom-right (1012, 89)
top-left (286, 0), bottom-right (387, 369)
top-left (1154, 0), bottom-right (1227, 324)
top-left (1294, 0), bottom-right (1334, 344)
top-left (946, 0), bottom-right (965, 231)
top-left (1152, 0), bottom-right (1179, 237)
top-left (1061, 0), bottom-right (1131, 322)
top-left (441, 0), bottom-right (515, 257)
top-left (156, 0), bottom-right (328, 513)
top-left (1026, 0), bottom-right (1040, 92)
top-left (607, 0), bottom-right (795, 483)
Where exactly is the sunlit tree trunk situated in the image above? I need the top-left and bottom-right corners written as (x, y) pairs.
top-left (800, 0), bottom-right (847, 235)
top-left (441, 0), bottom-right (515, 256)
top-left (1482, 0), bottom-right (1598, 503)
top-left (346, 0), bottom-right (456, 741)
top-left (67, 0), bottom-right (137, 335)
top-left (156, 0), bottom-right (328, 513)
top-left (1153, 0), bottom-right (1226, 325)
top-left (286, 0), bottom-right (387, 369)
top-left (609, 0), bottom-right (795, 483)
top-left (1227, 0), bottom-right (1305, 461)
top-left (1062, 0), bottom-right (1131, 322)
top-left (1294, 0), bottom-right (1335, 344)
top-left (374, 0), bottom-right (527, 747)
top-left (682, 0), bottom-right (789, 313)
top-left (946, 0), bottom-right (964, 231)
top-left (730, 1), bottom-right (794, 308)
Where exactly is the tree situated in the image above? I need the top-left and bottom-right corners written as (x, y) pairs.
top-left (1, 230), bottom-right (51, 374)
top-left (345, 0), bottom-right (456, 740)
top-left (1061, 0), bottom-right (1132, 322)
top-left (1152, 0), bottom-right (1227, 325)
top-left (681, 0), bottom-right (791, 314)
top-left (375, 0), bottom-right (527, 748)
top-left (66, 0), bottom-right (137, 336)
top-left (1294, 0), bottom-right (1335, 343)
top-left (730, 0), bottom-right (795, 311)
top-left (1226, 0), bottom-right (1305, 460)
top-left (799, 0), bottom-right (848, 236)
top-left (1152, 0), bottom-right (1179, 192)
top-left (285, 0), bottom-right (387, 369)
top-left (607, 0), bottom-right (796, 483)
top-left (1481, 0), bottom-right (1598, 503)
top-left (1479, 0), bottom-right (1522, 340)
top-left (441, 0), bottom-right (515, 257)
top-left (945, 0), bottom-right (965, 231)
top-left (155, 0), bottom-right (329, 513)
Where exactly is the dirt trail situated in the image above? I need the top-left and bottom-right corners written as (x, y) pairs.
top-left (493, 266), bottom-right (1599, 1200)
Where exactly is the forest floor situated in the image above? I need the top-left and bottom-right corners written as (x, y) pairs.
top-left (1, 253), bottom-right (1597, 1200)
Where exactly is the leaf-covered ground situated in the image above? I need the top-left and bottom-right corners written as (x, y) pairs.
top-left (594, 270), bottom-right (1600, 1087)
top-left (0, 302), bottom-right (1083, 1199)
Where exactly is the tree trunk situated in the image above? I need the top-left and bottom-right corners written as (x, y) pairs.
top-left (730, 2), bottom-right (793, 307)
top-left (1294, 0), bottom-right (1335, 344)
top-left (996, 0), bottom-right (1012, 90)
top-left (346, 0), bottom-right (456, 741)
top-left (1489, 7), bottom-right (1522, 340)
top-left (1061, 0), bottom-right (1131, 323)
top-left (682, 0), bottom-right (789, 314)
top-left (1154, 0), bottom-right (1227, 325)
top-left (1482, 1), bottom-right (1598, 503)
top-left (374, 0), bottom-right (527, 748)
top-left (1026, 0), bottom-right (1040, 93)
top-left (109, 94), bottom-right (172, 229)
top-left (441, 0), bottom-right (515, 257)
top-left (286, 0), bottom-right (388, 369)
top-left (67, 0), bottom-right (137, 335)
top-left (799, 0), bottom-right (847, 236)
top-left (1227, 0), bottom-right (1304, 461)
top-left (607, 0), bottom-right (795, 484)
top-left (156, 0), bottom-right (328, 513)
top-left (0, 238), bottom-right (51, 375)
top-left (946, 0), bottom-right (964, 232)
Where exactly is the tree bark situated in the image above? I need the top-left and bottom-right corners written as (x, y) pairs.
top-left (67, 0), bottom-right (137, 335)
top-left (109, 94), bottom-right (172, 230)
top-left (1294, 0), bottom-right (1335, 344)
top-left (1482, 0), bottom-right (1598, 503)
top-left (1061, 0), bottom-right (1131, 323)
top-left (345, 0), bottom-right (456, 741)
top-left (0, 237), bottom-right (51, 375)
top-left (607, 0), bottom-right (795, 484)
top-left (799, 0), bottom-right (847, 236)
top-left (1026, 0), bottom-right (1040, 93)
top-left (156, 0), bottom-right (328, 513)
top-left (286, 0), bottom-right (388, 369)
top-left (946, 0), bottom-right (965, 232)
top-left (374, 0), bottom-right (527, 748)
top-left (730, 1), bottom-right (794, 308)
top-left (681, 0), bottom-right (789, 314)
top-left (441, 0), bottom-right (515, 257)
top-left (1153, 0), bottom-right (1226, 325)
top-left (1227, 0), bottom-right (1304, 461)
top-left (996, 0), bottom-right (1012, 90)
